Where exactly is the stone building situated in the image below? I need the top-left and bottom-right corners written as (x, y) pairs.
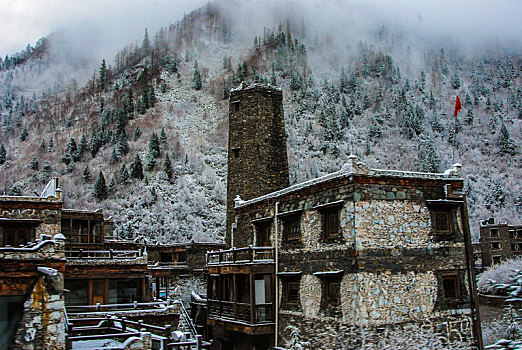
top-left (479, 217), bottom-right (522, 267)
top-left (0, 179), bottom-right (66, 349)
top-left (206, 83), bottom-right (482, 349)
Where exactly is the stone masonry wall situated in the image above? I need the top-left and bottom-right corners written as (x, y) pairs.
top-left (226, 85), bottom-right (289, 248)
top-left (12, 275), bottom-right (66, 350)
top-left (340, 271), bottom-right (437, 326)
top-left (354, 200), bottom-right (431, 249)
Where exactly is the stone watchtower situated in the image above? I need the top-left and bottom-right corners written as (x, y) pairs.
top-left (226, 84), bottom-right (290, 247)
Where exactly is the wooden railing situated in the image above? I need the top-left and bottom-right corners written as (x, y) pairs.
top-left (206, 246), bottom-right (274, 265)
top-left (66, 299), bottom-right (174, 314)
top-left (207, 299), bottom-right (273, 325)
top-left (66, 315), bottom-right (208, 349)
top-left (65, 249), bottom-right (142, 260)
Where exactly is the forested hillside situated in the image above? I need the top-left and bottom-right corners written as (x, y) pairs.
top-left (0, 2), bottom-right (520, 242)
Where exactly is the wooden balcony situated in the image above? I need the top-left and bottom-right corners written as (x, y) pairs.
top-left (206, 246), bottom-right (274, 266)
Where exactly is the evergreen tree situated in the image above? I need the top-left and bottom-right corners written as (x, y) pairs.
top-left (0, 144), bottom-right (5, 164)
top-left (116, 133), bottom-right (129, 156)
top-left (107, 175), bottom-right (116, 194)
top-left (130, 154), bottom-right (144, 179)
top-left (149, 132), bottom-right (160, 158)
top-left (48, 137), bottom-right (53, 152)
top-left (110, 148), bottom-right (118, 164)
top-left (78, 134), bottom-right (88, 155)
top-left (223, 80), bottom-right (230, 100)
top-left (39, 139), bottom-right (46, 151)
top-left (42, 161), bottom-right (52, 177)
top-left (142, 28), bottom-right (150, 55)
top-left (98, 59), bottom-right (107, 90)
top-left (93, 171), bottom-right (108, 200)
top-left (67, 137), bottom-right (79, 161)
top-left (451, 71), bottom-right (461, 89)
top-left (498, 122), bottom-right (518, 155)
top-left (145, 149), bottom-right (156, 171)
top-left (163, 153), bottom-right (173, 180)
top-left (20, 127), bottom-right (28, 141)
top-left (417, 136), bottom-right (440, 173)
top-left (29, 157), bottom-right (38, 170)
top-left (148, 85), bottom-right (156, 107)
top-left (61, 153), bottom-right (72, 165)
top-left (82, 165), bottom-right (91, 182)
top-left (465, 109), bottom-right (474, 125)
top-left (133, 126), bottom-right (142, 140)
top-left (160, 128), bottom-right (167, 144)
top-left (120, 164), bottom-right (130, 183)
top-left (193, 61), bottom-right (202, 90)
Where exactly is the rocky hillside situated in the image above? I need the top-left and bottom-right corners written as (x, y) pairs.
top-left (0, 1), bottom-right (520, 242)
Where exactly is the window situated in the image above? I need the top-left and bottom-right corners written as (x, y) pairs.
top-left (490, 228), bottom-right (499, 237)
top-left (282, 279), bottom-right (300, 304)
top-left (491, 242), bottom-right (500, 250)
top-left (282, 214), bottom-right (301, 242)
top-left (160, 252), bottom-right (173, 263)
top-left (509, 230), bottom-right (516, 239)
top-left (441, 274), bottom-right (460, 300)
top-left (433, 211), bottom-right (451, 234)
top-left (255, 222), bottom-right (271, 247)
top-left (326, 280), bottom-right (341, 307)
top-left (322, 208), bottom-right (341, 239)
top-left (493, 256), bottom-right (501, 265)
top-left (512, 243), bottom-right (519, 251)
top-left (232, 147), bottom-right (240, 158)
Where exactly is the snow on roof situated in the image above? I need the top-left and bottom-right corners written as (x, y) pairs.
top-left (235, 155), bottom-right (463, 209)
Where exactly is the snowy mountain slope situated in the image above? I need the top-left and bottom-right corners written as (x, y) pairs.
top-left (0, 1), bottom-right (520, 242)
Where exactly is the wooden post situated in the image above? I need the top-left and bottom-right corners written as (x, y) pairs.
top-left (164, 324), bottom-right (172, 349)
top-left (249, 273), bottom-right (254, 325)
top-left (109, 249), bottom-right (114, 259)
top-left (233, 274), bottom-right (237, 320)
top-left (249, 245), bottom-right (253, 262)
top-left (196, 335), bottom-right (203, 350)
top-left (121, 316), bottom-right (127, 332)
top-left (79, 249), bottom-right (83, 259)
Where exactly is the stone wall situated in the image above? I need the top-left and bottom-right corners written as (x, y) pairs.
top-left (12, 275), bottom-right (66, 350)
top-left (226, 85), bottom-right (289, 248)
top-left (0, 197), bottom-right (63, 246)
top-left (340, 271), bottom-right (437, 326)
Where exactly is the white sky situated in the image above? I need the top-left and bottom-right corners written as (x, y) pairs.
top-left (0, 0), bottom-right (207, 57)
top-left (1, 0), bottom-right (520, 58)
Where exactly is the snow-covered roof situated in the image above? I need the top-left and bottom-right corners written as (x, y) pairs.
top-left (235, 155), bottom-right (463, 209)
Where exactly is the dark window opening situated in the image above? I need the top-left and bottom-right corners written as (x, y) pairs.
top-left (255, 222), bottom-right (271, 247)
top-left (65, 280), bottom-right (89, 306)
top-left (491, 242), bottom-right (500, 250)
top-left (321, 208), bottom-right (341, 239)
top-left (509, 230), bottom-right (516, 239)
top-left (209, 276), bottom-right (219, 300)
top-left (283, 215), bottom-right (301, 242)
top-left (236, 275), bottom-right (250, 303)
top-left (222, 275), bottom-right (234, 302)
top-left (232, 102), bottom-right (240, 112)
top-left (282, 279), bottom-right (300, 305)
top-left (172, 251), bottom-right (187, 264)
top-left (433, 211), bottom-right (451, 234)
top-left (327, 280), bottom-right (341, 307)
top-left (160, 252), bottom-right (173, 263)
top-left (232, 148), bottom-right (240, 158)
top-left (490, 228), bottom-right (499, 237)
top-left (493, 256), bottom-right (501, 265)
top-left (512, 243), bottom-right (519, 251)
top-left (442, 274), bottom-right (459, 300)
top-left (0, 223), bottom-right (37, 247)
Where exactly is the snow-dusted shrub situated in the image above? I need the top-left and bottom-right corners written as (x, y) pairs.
top-left (477, 258), bottom-right (522, 295)
top-left (483, 306), bottom-right (522, 348)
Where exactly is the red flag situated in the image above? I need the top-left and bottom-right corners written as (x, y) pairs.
top-left (454, 96), bottom-right (462, 117)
